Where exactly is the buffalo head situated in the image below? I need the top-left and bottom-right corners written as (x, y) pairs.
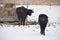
top-left (27, 9), bottom-right (34, 16)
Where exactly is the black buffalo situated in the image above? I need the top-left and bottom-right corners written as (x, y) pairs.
top-left (38, 14), bottom-right (48, 35)
top-left (16, 6), bottom-right (34, 25)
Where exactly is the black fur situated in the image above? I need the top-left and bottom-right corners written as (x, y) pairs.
top-left (16, 6), bottom-right (34, 25)
top-left (38, 14), bottom-right (48, 35)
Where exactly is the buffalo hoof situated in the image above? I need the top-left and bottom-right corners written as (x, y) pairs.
top-left (40, 32), bottom-right (45, 36)
top-left (42, 33), bottom-right (45, 35)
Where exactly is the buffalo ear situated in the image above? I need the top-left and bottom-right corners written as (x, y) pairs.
top-left (28, 9), bottom-right (34, 13)
top-left (31, 8), bottom-right (34, 13)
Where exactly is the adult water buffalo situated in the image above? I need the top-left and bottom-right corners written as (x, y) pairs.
top-left (38, 14), bottom-right (48, 35)
top-left (16, 6), bottom-right (34, 25)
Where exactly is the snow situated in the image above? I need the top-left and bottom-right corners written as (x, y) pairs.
top-left (0, 5), bottom-right (60, 40)
top-left (0, 23), bottom-right (60, 40)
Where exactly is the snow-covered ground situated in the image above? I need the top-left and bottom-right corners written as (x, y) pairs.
top-left (0, 5), bottom-right (60, 40)
top-left (0, 23), bottom-right (60, 40)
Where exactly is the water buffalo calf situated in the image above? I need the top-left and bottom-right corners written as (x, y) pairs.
top-left (38, 14), bottom-right (48, 35)
top-left (16, 6), bottom-right (34, 25)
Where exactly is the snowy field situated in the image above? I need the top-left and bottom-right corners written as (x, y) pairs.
top-left (0, 5), bottom-right (60, 40)
top-left (0, 23), bottom-right (60, 40)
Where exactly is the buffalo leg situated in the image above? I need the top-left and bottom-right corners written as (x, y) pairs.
top-left (22, 18), bottom-right (25, 25)
top-left (18, 17), bottom-right (21, 25)
top-left (23, 20), bottom-right (25, 25)
top-left (21, 18), bottom-right (23, 25)
top-left (40, 24), bottom-right (46, 35)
